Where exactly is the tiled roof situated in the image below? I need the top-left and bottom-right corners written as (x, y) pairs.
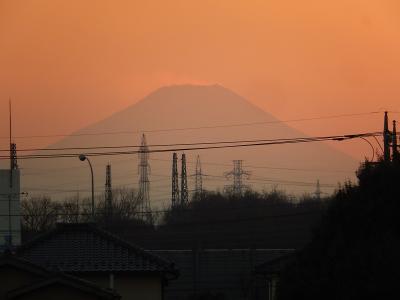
top-left (17, 223), bottom-right (178, 276)
top-left (0, 253), bottom-right (120, 300)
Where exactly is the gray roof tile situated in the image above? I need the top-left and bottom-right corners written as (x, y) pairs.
top-left (17, 223), bottom-right (178, 276)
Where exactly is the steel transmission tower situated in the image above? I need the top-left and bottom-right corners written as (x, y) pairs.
top-left (138, 134), bottom-right (151, 219)
top-left (171, 153), bottom-right (180, 207)
top-left (194, 155), bottom-right (203, 200)
top-left (181, 153), bottom-right (189, 205)
top-left (225, 160), bottom-right (251, 197)
top-left (105, 164), bottom-right (113, 220)
top-left (315, 180), bottom-right (321, 200)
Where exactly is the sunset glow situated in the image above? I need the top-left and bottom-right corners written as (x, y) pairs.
top-left (0, 0), bottom-right (399, 158)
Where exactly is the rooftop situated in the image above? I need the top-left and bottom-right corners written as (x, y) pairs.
top-left (17, 223), bottom-right (178, 276)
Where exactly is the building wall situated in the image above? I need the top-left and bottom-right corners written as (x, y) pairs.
top-left (78, 273), bottom-right (162, 300)
top-left (0, 169), bottom-right (21, 249)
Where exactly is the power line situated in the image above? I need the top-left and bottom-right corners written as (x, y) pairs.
top-left (0, 132), bottom-right (382, 160)
top-left (150, 157), bottom-right (352, 174)
top-left (0, 132), bottom-right (380, 152)
top-left (0, 111), bottom-right (381, 140)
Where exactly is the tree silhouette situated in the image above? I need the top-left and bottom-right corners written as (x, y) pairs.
top-left (278, 160), bottom-right (400, 300)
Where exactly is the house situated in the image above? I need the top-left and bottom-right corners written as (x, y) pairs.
top-left (151, 248), bottom-right (295, 300)
top-left (254, 253), bottom-right (296, 300)
top-left (17, 223), bottom-right (178, 300)
top-left (0, 251), bottom-right (120, 300)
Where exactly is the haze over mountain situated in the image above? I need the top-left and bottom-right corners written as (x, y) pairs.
top-left (20, 85), bottom-right (358, 206)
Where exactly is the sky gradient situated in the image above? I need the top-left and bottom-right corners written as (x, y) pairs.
top-left (1, 0), bottom-right (399, 159)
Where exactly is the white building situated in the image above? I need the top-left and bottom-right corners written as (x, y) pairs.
top-left (0, 169), bottom-right (21, 250)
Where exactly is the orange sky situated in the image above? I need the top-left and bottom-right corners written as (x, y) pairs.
top-left (0, 0), bottom-right (399, 159)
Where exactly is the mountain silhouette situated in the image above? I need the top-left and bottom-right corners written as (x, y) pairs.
top-left (21, 85), bottom-right (358, 205)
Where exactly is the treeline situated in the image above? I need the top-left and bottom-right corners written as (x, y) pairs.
top-left (277, 160), bottom-right (400, 299)
top-left (21, 187), bottom-right (328, 249)
top-left (155, 189), bottom-right (326, 249)
top-left (21, 187), bottom-right (150, 234)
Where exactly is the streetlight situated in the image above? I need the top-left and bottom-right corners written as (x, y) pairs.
top-left (79, 154), bottom-right (95, 219)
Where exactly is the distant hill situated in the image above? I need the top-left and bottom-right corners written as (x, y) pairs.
top-left (20, 85), bottom-right (358, 206)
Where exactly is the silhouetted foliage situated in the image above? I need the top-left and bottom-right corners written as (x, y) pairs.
top-left (278, 160), bottom-right (400, 299)
top-left (21, 195), bottom-right (58, 232)
top-left (21, 186), bottom-right (326, 250)
top-left (21, 188), bottom-right (155, 235)
top-left (154, 189), bottom-right (325, 249)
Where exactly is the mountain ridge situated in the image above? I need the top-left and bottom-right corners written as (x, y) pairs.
top-left (21, 84), bottom-right (358, 203)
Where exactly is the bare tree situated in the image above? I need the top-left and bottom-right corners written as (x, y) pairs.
top-left (21, 195), bottom-right (59, 232)
top-left (58, 197), bottom-right (80, 223)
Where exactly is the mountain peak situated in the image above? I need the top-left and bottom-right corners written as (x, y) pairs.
top-left (23, 85), bottom-right (358, 201)
top-left (140, 83), bottom-right (244, 105)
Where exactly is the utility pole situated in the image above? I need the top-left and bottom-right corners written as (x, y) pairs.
top-left (10, 144), bottom-right (18, 171)
top-left (383, 111), bottom-right (391, 162)
top-left (181, 153), bottom-right (189, 205)
top-left (9, 99), bottom-right (14, 187)
top-left (171, 153), bottom-right (179, 207)
top-left (194, 155), bottom-right (203, 201)
top-left (105, 164), bottom-right (113, 221)
top-left (225, 160), bottom-right (251, 198)
top-left (392, 120), bottom-right (399, 161)
top-left (7, 99), bottom-right (17, 247)
top-left (138, 134), bottom-right (151, 221)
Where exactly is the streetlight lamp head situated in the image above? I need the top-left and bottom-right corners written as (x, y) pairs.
top-left (79, 154), bottom-right (87, 161)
